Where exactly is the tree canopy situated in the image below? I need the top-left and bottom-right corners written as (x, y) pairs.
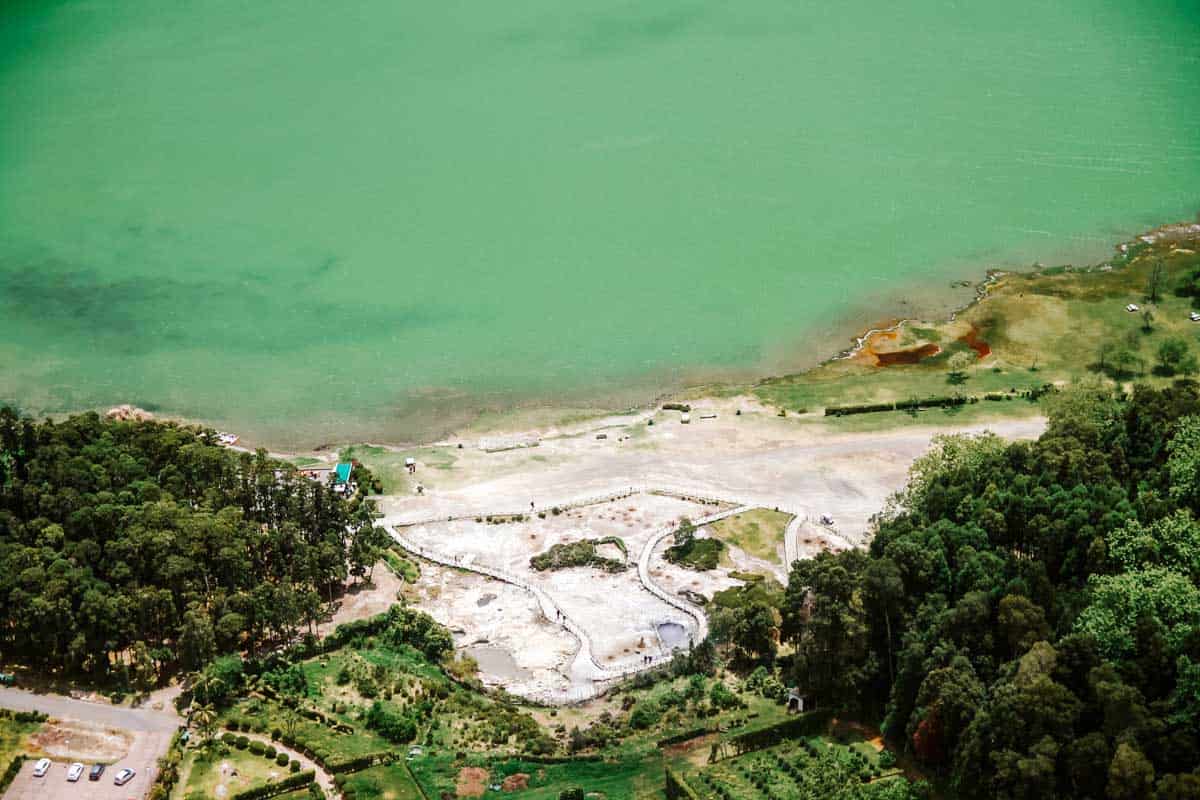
top-left (0, 409), bottom-right (381, 682)
top-left (782, 381), bottom-right (1200, 798)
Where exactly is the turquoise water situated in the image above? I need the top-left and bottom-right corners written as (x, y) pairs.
top-left (1, 1), bottom-right (1198, 445)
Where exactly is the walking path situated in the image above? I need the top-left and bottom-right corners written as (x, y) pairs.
top-left (388, 485), bottom-right (780, 703)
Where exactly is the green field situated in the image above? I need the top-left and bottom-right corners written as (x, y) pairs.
top-left (707, 509), bottom-right (794, 565)
top-left (180, 747), bottom-right (292, 800)
top-left (0, 715), bottom-right (42, 767)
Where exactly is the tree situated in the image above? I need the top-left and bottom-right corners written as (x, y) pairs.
top-left (1107, 743), bottom-right (1155, 800)
top-left (190, 703), bottom-right (217, 745)
top-left (673, 518), bottom-right (696, 548)
top-left (1147, 259), bottom-right (1166, 303)
top-left (1143, 309), bottom-right (1155, 332)
top-left (729, 602), bottom-right (780, 664)
top-left (1156, 338), bottom-right (1198, 376)
top-left (946, 351), bottom-right (975, 385)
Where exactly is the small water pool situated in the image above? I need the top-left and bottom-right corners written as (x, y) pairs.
top-left (657, 622), bottom-right (689, 650)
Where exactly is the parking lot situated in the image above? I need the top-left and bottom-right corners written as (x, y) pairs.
top-left (2, 728), bottom-right (170, 800)
top-left (0, 688), bottom-right (177, 800)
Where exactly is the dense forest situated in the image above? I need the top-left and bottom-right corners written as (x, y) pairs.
top-left (782, 380), bottom-right (1200, 799)
top-left (0, 409), bottom-right (387, 682)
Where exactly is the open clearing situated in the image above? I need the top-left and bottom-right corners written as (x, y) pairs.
top-left (371, 404), bottom-right (1044, 702)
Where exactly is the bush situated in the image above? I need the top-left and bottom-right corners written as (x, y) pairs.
top-left (264, 745), bottom-right (276, 759)
top-left (248, 740), bottom-right (266, 756)
top-left (236, 735), bottom-right (249, 750)
top-left (276, 752), bottom-right (290, 766)
top-left (271, 728), bottom-right (281, 740)
top-left (364, 701), bottom-right (416, 744)
top-left (290, 760), bottom-right (301, 773)
top-left (629, 703), bottom-right (660, 730)
top-left (222, 732), bottom-right (237, 745)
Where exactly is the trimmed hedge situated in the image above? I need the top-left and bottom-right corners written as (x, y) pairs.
top-left (657, 726), bottom-right (713, 748)
top-left (327, 751), bottom-right (396, 775)
top-left (662, 403), bottom-right (692, 412)
top-left (1, 756), bottom-right (26, 795)
top-left (724, 709), bottom-right (832, 758)
top-left (825, 395), bottom-right (975, 417)
top-left (276, 753), bottom-right (290, 767)
top-left (519, 754), bottom-right (603, 765)
top-left (664, 767), bottom-right (701, 800)
top-left (0, 709), bottom-right (47, 723)
top-left (230, 769), bottom-right (314, 800)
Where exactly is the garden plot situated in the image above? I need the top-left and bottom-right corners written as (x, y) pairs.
top-left (400, 494), bottom-right (712, 688)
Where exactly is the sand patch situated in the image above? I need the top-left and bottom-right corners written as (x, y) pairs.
top-left (502, 773), bottom-right (530, 791)
top-left (456, 766), bottom-right (490, 798)
top-left (29, 720), bottom-right (133, 761)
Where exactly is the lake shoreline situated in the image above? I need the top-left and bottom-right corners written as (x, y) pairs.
top-left (89, 217), bottom-right (1199, 458)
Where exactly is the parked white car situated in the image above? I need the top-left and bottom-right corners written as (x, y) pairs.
top-left (32, 758), bottom-right (51, 778)
top-left (113, 767), bottom-right (136, 786)
top-left (1189, 311), bottom-right (1200, 322)
top-left (1126, 303), bottom-right (1140, 312)
top-left (67, 763), bottom-right (84, 782)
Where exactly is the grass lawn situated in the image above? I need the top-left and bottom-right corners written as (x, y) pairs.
top-left (180, 746), bottom-right (291, 800)
top-left (707, 509), bottom-right (794, 564)
top-left (0, 716), bottom-right (42, 765)
top-left (341, 763), bottom-right (425, 800)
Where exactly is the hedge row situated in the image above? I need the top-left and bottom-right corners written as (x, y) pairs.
top-left (657, 726), bottom-right (714, 748)
top-left (0, 756), bottom-right (25, 795)
top-left (325, 751), bottom-right (396, 775)
top-left (664, 767), bottom-right (701, 800)
top-left (230, 769), bottom-right (314, 800)
top-left (0, 709), bottom-right (48, 723)
top-left (825, 395), bottom-right (975, 417)
top-left (724, 709), bottom-right (832, 758)
top-left (299, 706), bottom-right (354, 734)
top-left (519, 754), bottom-right (604, 765)
top-left (662, 403), bottom-right (692, 413)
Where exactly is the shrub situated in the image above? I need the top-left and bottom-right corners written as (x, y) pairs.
top-left (236, 735), bottom-right (249, 750)
top-left (365, 701), bottom-right (416, 743)
top-left (290, 760), bottom-right (301, 773)
top-left (248, 741), bottom-right (266, 756)
top-left (276, 753), bottom-right (290, 766)
top-left (264, 745), bottom-right (276, 759)
top-left (271, 728), bottom-right (282, 740)
top-left (222, 732), bottom-right (237, 745)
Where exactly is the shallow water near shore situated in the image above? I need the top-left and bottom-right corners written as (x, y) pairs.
top-left (1, 1), bottom-right (1198, 446)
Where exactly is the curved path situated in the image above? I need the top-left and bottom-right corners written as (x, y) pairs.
top-left (388, 487), bottom-right (776, 703)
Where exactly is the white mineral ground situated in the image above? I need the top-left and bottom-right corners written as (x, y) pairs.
top-left (362, 395), bottom-right (1045, 702)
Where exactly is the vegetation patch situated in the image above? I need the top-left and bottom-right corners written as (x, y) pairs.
top-left (665, 519), bottom-right (726, 571)
top-left (707, 509), bottom-right (794, 564)
top-left (530, 537), bottom-right (628, 573)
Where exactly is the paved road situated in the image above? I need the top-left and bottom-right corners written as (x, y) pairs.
top-left (0, 688), bottom-right (178, 733)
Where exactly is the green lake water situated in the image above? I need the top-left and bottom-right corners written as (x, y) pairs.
top-left (2, 1), bottom-right (1198, 445)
